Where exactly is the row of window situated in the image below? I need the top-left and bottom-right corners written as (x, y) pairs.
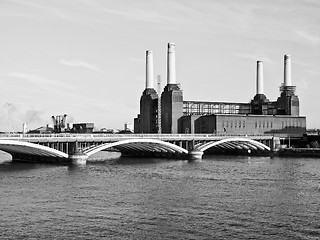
top-left (222, 120), bottom-right (303, 129)
top-left (255, 121), bottom-right (273, 128)
top-left (281, 121), bottom-right (303, 128)
top-left (222, 121), bottom-right (246, 128)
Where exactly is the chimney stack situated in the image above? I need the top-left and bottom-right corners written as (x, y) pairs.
top-left (146, 50), bottom-right (154, 89)
top-left (284, 54), bottom-right (292, 86)
top-left (256, 61), bottom-right (264, 95)
top-left (167, 43), bottom-right (176, 84)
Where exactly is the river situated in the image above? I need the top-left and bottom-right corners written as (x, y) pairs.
top-left (1, 151), bottom-right (320, 239)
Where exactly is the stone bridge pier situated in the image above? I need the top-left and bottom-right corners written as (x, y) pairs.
top-left (171, 139), bottom-right (204, 160)
top-left (67, 141), bottom-right (89, 164)
top-left (185, 140), bottom-right (204, 161)
top-left (187, 150), bottom-right (204, 160)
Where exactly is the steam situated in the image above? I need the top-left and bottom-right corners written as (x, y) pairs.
top-left (0, 102), bottom-right (46, 132)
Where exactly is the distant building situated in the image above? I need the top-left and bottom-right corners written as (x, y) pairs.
top-left (99, 128), bottom-right (115, 134)
top-left (22, 123), bottom-right (28, 134)
top-left (124, 122), bottom-right (133, 132)
top-left (28, 125), bottom-right (53, 134)
top-left (134, 44), bottom-right (306, 137)
top-left (71, 123), bottom-right (94, 133)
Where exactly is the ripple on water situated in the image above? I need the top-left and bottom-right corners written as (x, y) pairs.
top-left (1, 154), bottom-right (320, 239)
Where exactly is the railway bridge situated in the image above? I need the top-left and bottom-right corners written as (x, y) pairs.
top-left (0, 133), bottom-right (280, 164)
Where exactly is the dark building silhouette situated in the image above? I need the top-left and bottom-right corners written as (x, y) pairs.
top-left (161, 84), bottom-right (183, 133)
top-left (72, 123), bottom-right (94, 133)
top-left (140, 88), bottom-right (158, 133)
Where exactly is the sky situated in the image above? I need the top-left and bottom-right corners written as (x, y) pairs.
top-left (0, 0), bottom-right (319, 132)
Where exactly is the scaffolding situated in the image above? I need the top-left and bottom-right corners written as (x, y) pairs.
top-left (183, 101), bottom-right (251, 116)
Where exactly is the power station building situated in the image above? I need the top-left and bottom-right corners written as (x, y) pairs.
top-left (134, 43), bottom-right (306, 137)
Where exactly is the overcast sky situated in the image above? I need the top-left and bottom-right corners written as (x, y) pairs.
top-left (0, 0), bottom-right (319, 132)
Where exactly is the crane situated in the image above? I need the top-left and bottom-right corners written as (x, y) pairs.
top-left (51, 114), bottom-right (67, 133)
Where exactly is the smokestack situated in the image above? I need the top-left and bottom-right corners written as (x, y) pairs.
top-left (167, 43), bottom-right (176, 84)
top-left (256, 61), bottom-right (264, 95)
top-left (284, 54), bottom-right (292, 86)
top-left (146, 50), bottom-right (154, 89)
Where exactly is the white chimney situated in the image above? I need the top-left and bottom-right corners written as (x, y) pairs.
top-left (256, 61), bottom-right (264, 95)
top-left (167, 43), bottom-right (176, 84)
top-left (284, 54), bottom-right (292, 86)
top-left (146, 50), bottom-right (154, 89)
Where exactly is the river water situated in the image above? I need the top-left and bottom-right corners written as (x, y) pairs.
top-left (1, 151), bottom-right (320, 239)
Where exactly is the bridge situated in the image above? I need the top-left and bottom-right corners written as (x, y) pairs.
top-left (0, 133), bottom-right (280, 164)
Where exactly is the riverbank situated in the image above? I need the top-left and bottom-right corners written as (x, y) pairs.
top-left (278, 148), bottom-right (320, 157)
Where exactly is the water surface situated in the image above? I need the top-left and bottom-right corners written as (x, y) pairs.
top-left (1, 151), bottom-right (320, 239)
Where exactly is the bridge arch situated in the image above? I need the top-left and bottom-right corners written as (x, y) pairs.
top-left (197, 138), bottom-right (271, 152)
top-left (0, 140), bottom-right (68, 158)
top-left (84, 139), bottom-right (189, 157)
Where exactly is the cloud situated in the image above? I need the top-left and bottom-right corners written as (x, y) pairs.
top-left (3, 72), bottom-right (75, 98)
top-left (59, 59), bottom-right (103, 73)
top-left (306, 69), bottom-right (320, 76)
top-left (128, 57), bottom-right (144, 64)
top-left (4, 72), bottom-right (72, 89)
top-left (81, 0), bottom-right (184, 24)
top-left (5, 72), bottom-right (47, 83)
top-left (295, 30), bottom-right (320, 44)
top-left (1, 0), bottom-right (78, 21)
top-left (232, 53), bottom-right (273, 63)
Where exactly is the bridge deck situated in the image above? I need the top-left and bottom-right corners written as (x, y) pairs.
top-left (0, 134), bottom-right (282, 163)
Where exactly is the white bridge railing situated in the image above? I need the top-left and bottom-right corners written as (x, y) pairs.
top-left (0, 133), bottom-right (286, 140)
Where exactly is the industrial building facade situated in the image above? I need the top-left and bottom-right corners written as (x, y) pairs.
top-left (134, 43), bottom-right (306, 137)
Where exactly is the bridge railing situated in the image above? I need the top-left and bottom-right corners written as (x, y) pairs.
top-left (0, 133), bottom-right (289, 139)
